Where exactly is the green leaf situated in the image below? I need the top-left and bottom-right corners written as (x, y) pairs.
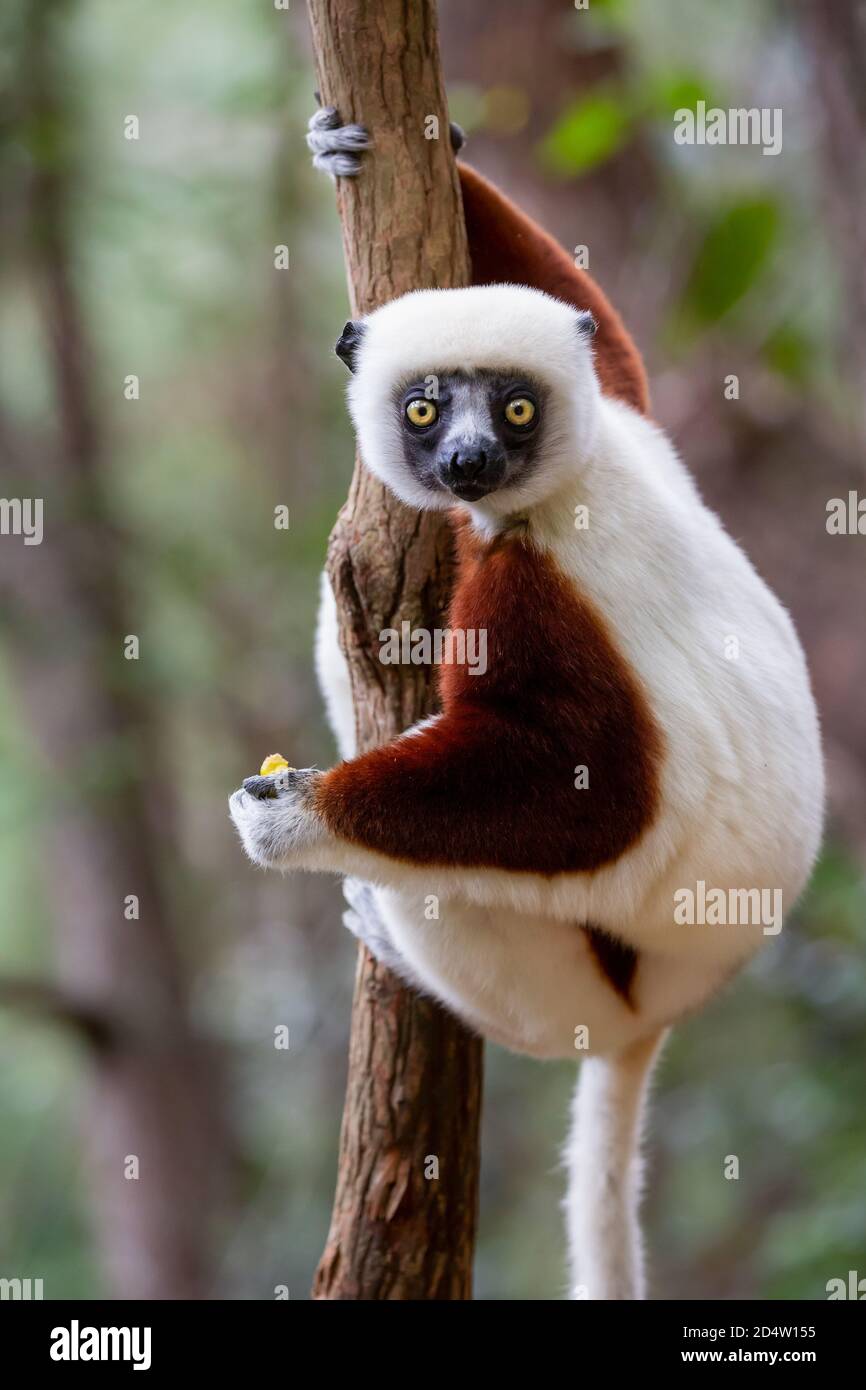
top-left (680, 198), bottom-right (781, 326)
top-left (763, 325), bottom-right (813, 384)
top-left (645, 70), bottom-right (714, 119)
top-left (539, 94), bottom-right (630, 177)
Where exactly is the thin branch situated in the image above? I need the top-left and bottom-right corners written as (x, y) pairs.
top-left (0, 975), bottom-right (119, 1054)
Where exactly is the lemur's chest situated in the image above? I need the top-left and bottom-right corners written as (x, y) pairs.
top-left (440, 525), bottom-right (665, 874)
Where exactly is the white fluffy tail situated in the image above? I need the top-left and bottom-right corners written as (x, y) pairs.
top-left (564, 1029), bottom-right (667, 1300)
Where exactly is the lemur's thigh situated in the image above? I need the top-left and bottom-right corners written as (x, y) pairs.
top-left (373, 890), bottom-right (656, 1058)
top-left (630, 946), bottom-right (730, 1037)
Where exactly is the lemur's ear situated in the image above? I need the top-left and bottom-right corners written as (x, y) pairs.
top-left (449, 121), bottom-right (466, 153)
top-left (335, 320), bottom-right (366, 373)
top-left (575, 310), bottom-right (598, 341)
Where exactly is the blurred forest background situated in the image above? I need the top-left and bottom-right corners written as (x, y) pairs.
top-left (0, 0), bottom-right (864, 1300)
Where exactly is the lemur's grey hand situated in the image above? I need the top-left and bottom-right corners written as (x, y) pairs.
top-left (342, 876), bottom-right (425, 991)
top-left (306, 106), bottom-right (371, 178)
top-left (229, 767), bottom-right (325, 869)
top-left (306, 104), bottom-right (466, 178)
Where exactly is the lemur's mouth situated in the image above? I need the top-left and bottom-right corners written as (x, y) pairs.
top-left (448, 479), bottom-right (500, 502)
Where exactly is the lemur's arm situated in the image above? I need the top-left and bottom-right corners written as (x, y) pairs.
top-left (230, 533), bottom-right (662, 884)
top-left (306, 106), bottom-right (649, 415)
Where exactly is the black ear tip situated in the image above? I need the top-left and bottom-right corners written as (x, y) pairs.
top-left (449, 121), bottom-right (466, 153)
top-left (335, 319), bottom-right (365, 372)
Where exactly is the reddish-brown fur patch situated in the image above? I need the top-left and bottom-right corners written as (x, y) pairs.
top-left (583, 924), bottom-right (639, 1009)
top-left (315, 529), bottom-right (663, 875)
top-left (458, 163), bottom-right (650, 417)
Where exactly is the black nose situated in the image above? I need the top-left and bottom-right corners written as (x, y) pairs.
top-left (441, 437), bottom-right (507, 493)
top-left (450, 448), bottom-right (488, 482)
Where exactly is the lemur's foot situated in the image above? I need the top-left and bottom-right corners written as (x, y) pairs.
top-left (342, 876), bottom-right (396, 962)
top-left (306, 106), bottom-right (371, 178)
top-left (306, 103), bottom-right (465, 178)
top-left (342, 876), bottom-right (422, 988)
top-left (229, 767), bottom-right (324, 869)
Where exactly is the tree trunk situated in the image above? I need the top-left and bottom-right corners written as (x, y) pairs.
top-left (306, 0), bottom-right (484, 1300)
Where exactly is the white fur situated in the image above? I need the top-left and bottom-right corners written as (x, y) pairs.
top-left (347, 285), bottom-right (601, 514)
top-left (230, 284), bottom-right (824, 1298)
top-left (566, 1031), bottom-right (666, 1299)
top-left (314, 570), bottom-right (356, 760)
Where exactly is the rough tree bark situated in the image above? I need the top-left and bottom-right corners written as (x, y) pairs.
top-left (306, 0), bottom-right (484, 1299)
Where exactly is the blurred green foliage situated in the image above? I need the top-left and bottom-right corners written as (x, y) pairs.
top-left (540, 93), bottom-right (631, 176)
top-left (680, 198), bottom-right (781, 328)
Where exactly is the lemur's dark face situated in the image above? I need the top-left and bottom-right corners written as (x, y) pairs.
top-left (395, 370), bottom-right (546, 504)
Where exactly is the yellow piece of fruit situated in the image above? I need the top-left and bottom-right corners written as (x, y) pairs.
top-left (260, 753), bottom-right (291, 777)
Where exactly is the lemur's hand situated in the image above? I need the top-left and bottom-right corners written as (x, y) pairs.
top-left (229, 768), bottom-right (325, 870)
top-left (306, 101), bottom-right (465, 178)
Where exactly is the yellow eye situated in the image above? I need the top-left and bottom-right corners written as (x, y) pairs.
top-left (406, 399), bottom-right (438, 427)
top-left (504, 397), bottom-right (536, 427)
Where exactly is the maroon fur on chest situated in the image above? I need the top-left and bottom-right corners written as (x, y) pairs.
top-left (315, 526), bottom-right (663, 876)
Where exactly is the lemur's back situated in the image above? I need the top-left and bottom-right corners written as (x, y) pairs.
top-left (521, 395), bottom-right (824, 953)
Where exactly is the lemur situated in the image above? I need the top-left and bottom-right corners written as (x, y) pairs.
top-left (229, 111), bottom-right (824, 1300)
